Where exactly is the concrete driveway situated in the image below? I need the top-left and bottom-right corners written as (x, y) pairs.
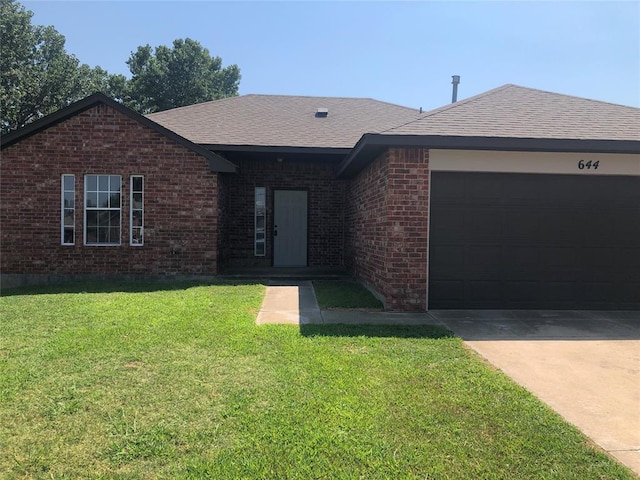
top-left (429, 310), bottom-right (640, 475)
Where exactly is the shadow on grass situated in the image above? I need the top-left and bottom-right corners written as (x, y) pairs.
top-left (300, 323), bottom-right (454, 339)
top-left (0, 279), bottom-right (263, 297)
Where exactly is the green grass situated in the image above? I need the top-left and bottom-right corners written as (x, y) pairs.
top-left (0, 281), bottom-right (634, 479)
top-left (313, 280), bottom-right (384, 309)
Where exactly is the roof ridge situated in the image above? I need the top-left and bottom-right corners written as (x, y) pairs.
top-left (148, 93), bottom-right (419, 117)
top-left (148, 94), bottom-right (241, 116)
top-left (506, 84), bottom-right (640, 110)
top-left (381, 84), bottom-right (516, 133)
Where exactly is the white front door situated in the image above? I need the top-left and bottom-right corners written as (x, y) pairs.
top-left (273, 190), bottom-right (308, 267)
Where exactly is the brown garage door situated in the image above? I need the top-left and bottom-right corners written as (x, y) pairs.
top-left (428, 172), bottom-right (640, 309)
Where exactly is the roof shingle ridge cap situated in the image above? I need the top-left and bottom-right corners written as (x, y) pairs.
top-left (379, 84), bottom-right (516, 133)
top-left (147, 94), bottom-right (242, 117)
top-left (512, 84), bottom-right (640, 110)
top-left (149, 92), bottom-right (419, 116)
top-left (229, 93), bottom-right (419, 112)
top-left (238, 92), bottom-right (413, 103)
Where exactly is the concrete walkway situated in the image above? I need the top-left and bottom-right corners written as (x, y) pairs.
top-left (256, 283), bottom-right (640, 475)
top-left (255, 280), bottom-right (432, 325)
top-left (256, 280), bottom-right (323, 325)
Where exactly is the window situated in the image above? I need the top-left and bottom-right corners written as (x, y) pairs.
top-left (84, 175), bottom-right (121, 245)
top-left (255, 187), bottom-right (266, 256)
top-left (130, 176), bottom-right (144, 246)
top-left (61, 175), bottom-right (75, 245)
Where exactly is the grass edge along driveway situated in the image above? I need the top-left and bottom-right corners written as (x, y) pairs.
top-left (0, 281), bottom-right (634, 479)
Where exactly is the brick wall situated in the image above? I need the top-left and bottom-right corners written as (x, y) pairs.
top-left (0, 104), bottom-right (219, 280)
top-left (345, 148), bottom-right (429, 311)
top-left (221, 156), bottom-right (346, 267)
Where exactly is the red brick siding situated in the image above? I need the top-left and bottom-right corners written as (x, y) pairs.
top-left (346, 148), bottom-right (429, 311)
top-left (0, 104), bottom-right (219, 277)
top-left (221, 157), bottom-right (346, 267)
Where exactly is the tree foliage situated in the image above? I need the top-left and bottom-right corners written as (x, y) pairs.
top-left (0, 0), bottom-right (122, 133)
top-left (125, 38), bottom-right (241, 113)
top-left (1, 1), bottom-right (241, 133)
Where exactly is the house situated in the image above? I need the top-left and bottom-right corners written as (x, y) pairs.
top-left (1, 85), bottom-right (639, 310)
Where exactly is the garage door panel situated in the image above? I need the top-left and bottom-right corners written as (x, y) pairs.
top-left (466, 175), bottom-right (503, 203)
top-left (613, 210), bottom-right (640, 242)
top-left (429, 246), bottom-right (464, 278)
top-left (540, 282), bottom-right (580, 303)
top-left (430, 208), bottom-right (464, 242)
top-left (504, 210), bottom-right (541, 242)
top-left (580, 248), bottom-right (618, 280)
top-left (582, 282), bottom-right (617, 303)
top-left (467, 211), bottom-right (503, 242)
top-left (503, 246), bottom-right (539, 279)
top-left (616, 283), bottom-right (640, 304)
top-left (429, 172), bottom-right (640, 310)
top-left (469, 281), bottom-right (502, 301)
top-left (467, 245), bottom-right (502, 279)
top-left (543, 212), bottom-right (582, 245)
top-left (617, 248), bottom-right (640, 280)
top-left (505, 281), bottom-right (540, 302)
top-left (429, 281), bottom-right (464, 303)
top-left (503, 177), bottom-right (545, 205)
top-left (430, 173), bottom-right (466, 203)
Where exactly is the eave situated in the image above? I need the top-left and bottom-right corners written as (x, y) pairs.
top-left (337, 134), bottom-right (640, 178)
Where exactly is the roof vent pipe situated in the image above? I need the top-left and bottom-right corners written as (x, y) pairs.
top-left (451, 75), bottom-right (460, 103)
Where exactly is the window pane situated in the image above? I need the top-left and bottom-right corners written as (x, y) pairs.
top-left (98, 227), bottom-right (109, 243)
top-left (256, 216), bottom-right (265, 229)
top-left (110, 176), bottom-right (121, 191)
top-left (110, 193), bottom-right (120, 208)
top-left (256, 232), bottom-right (265, 241)
top-left (86, 175), bottom-right (97, 191)
top-left (87, 210), bottom-right (98, 227)
top-left (98, 192), bottom-right (109, 208)
top-left (63, 176), bottom-right (74, 191)
top-left (132, 228), bottom-right (143, 245)
top-left (255, 242), bottom-right (265, 256)
top-left (64, 210), bottom-right (74, 226)
top-left (63, 228), bottom-right (74, 244)
top-left (132, 177), bottom-right (143, 192)
top-left (133, 193), bottom-right (143, 209)
top-left (98, 176), bottom-right (109, 191)
top-left (64, 192), bottom-right (74, 208)
top-left (132, 210), bottom-right (143, 227)
top-left (98, 210), bottom-right (109, 225)
top-left (86, 227), bottom-right (98, 243)
top-left (109, 227), bottom-right (120, 243)
top-left (110, 211), bottom-right (120, 226)
top-left (86, 192), bottom-right (97, 208)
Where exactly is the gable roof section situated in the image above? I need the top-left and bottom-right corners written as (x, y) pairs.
top-left (381, 84), bottom-right (640, 140)
top-left (1, 93), bottom-right (237, 173)
top-left (338, 85), bottom-right (640, 177)
top-left (147, 94), bottom-right (422, 150)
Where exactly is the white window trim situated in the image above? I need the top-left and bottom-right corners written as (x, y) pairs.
top-left (130, 175), bottom-right (144, 246)
top-left (255, 187), bottom-right (266, 256)
top-left (61, 174), bottom-right (75, 245)
top-left (84, 174), bottom-right (122, 246)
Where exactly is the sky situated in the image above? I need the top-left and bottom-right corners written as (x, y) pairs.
top-left (23, 1), bottom-right (640, 111)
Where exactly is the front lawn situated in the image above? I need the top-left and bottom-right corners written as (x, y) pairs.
top-left (0, 282), bottom-right (633, 479)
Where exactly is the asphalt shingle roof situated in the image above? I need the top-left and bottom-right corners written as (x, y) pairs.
top-left (148, 94), bottom-right (422, 149)
top-left (381, 84), bottom-right (640, 141)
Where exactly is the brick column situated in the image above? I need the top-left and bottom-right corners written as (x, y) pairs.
top-left (383, 148), bottom-right (429, 310)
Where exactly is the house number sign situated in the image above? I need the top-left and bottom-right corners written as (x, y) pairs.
top-left (577, 160), bottom-right (600, 170)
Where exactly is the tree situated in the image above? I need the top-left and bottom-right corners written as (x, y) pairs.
top-left (125, 38), bottom-right (241, 113)
top-left (0, 0), bottom-right (121, 133)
